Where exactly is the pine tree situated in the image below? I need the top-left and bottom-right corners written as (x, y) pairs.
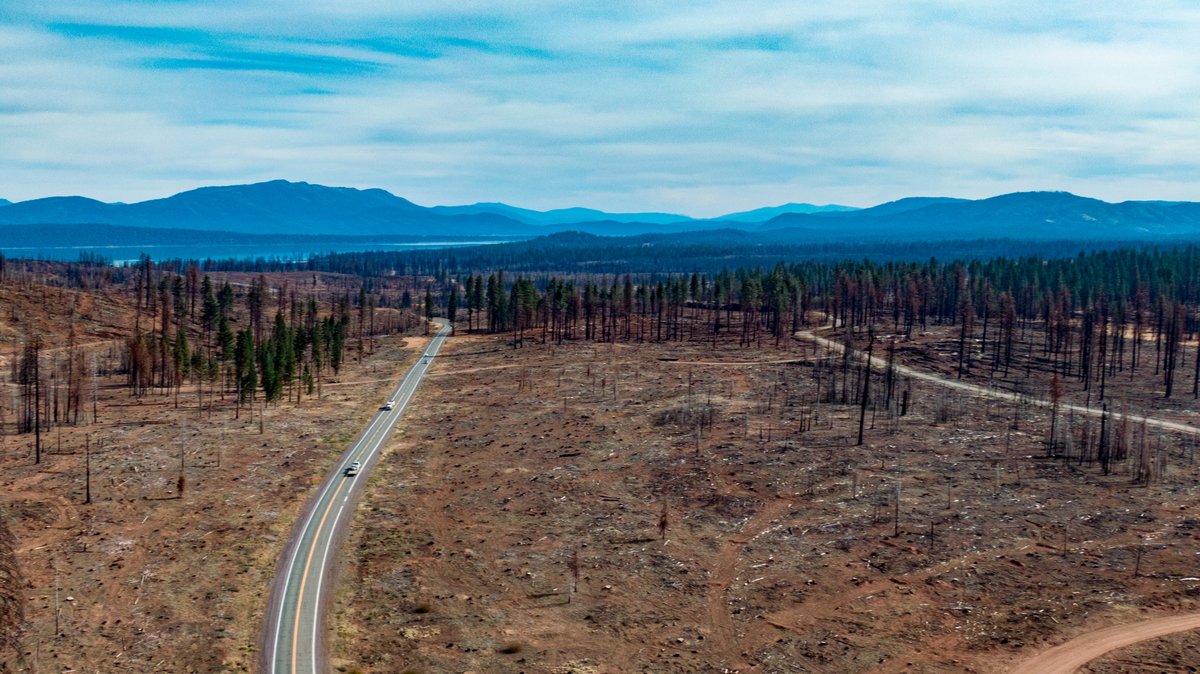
top-left (201, 275), bottom-right (219, 336)
top-left (447, 283), bottom-right (459, 324)
top-left (236, 329), bottom-right (257, 405)
top-left (218, 314), bottom-right (235, 362)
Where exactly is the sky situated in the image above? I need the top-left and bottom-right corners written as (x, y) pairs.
top-left (2, 2), bottom-right (1200, 216)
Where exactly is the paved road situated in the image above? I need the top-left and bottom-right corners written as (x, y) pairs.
top-left (261, 322), bottom-right (451, 674)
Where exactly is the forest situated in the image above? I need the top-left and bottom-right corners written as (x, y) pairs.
top-left (4, 240), bottom-right (1199, 481)
top-left (488, 245), bottom-right (1200, 398)
top-left (7, 242), bottom-right (1200, 436)
top-left (3, 254), bottom-right (424, 464)
top-left (4, 238), bottom-right (1200, 672)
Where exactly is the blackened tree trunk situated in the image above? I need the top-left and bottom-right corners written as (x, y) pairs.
top-left (857, 330), bottom-right (875, 446)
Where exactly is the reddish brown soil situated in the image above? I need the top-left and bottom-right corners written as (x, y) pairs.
top-left (0, 275), bottom-right (429, 673)
top-left (5, 274), bottom-right (1199, 673)
top-left (331, 332), bottom-right (1200, 673)
top-left (1084, 629), bottom-right (1200, 672)
top-left (1012, 613), bottom-right (1200, 673)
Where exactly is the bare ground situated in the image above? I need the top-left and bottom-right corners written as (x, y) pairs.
top-left (1084, 629), bottom-right (1200, 672)
top-left (331, 332), bottom-right (1200, 673)
top-left (1011, 613), bottom-right (1200, 673)
top-left (0, 329), bottom-right (427, 672)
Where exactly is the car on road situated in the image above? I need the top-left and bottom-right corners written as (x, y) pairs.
top-left (345, 461), bottom-right (361, 477)
top-left (383, 400), bottom-right (395, 410)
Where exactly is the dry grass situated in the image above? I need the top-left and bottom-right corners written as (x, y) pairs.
top-left (331, 332), bottom-right (1200, 673)
top-left (0, 275), bottom-right (429, 673)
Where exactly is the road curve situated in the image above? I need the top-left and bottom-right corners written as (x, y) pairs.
top-left (797, 330), bottom-right (1200, 437)
top-left (1008, 613), bottom-right (1200, 673)
top-left (797, 329), bottom-right (1200, 670)
top-left (260, 321), bottom-right (451, 674)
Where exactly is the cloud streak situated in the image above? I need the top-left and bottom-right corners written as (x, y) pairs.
top-left (2, 2), bottom-right (1200, 215)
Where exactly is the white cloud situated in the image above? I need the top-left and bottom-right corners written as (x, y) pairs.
top-left (2, 2), bottom-right (1200, 215)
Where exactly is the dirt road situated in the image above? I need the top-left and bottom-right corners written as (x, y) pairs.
top-left (797, 331), bottom-right (1200, 438)
top-left (797, 330), bottom-right (1200, 670)
top-left (1007, 613), bottom-right (1200, 673)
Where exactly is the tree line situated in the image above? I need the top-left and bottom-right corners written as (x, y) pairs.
top-left (441, 245), bottom-right (1200, 400)
top-left (7, 256), bottom-right (423, 456)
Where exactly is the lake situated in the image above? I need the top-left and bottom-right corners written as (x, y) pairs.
top-left (0, 239), bottom-right (510, 265)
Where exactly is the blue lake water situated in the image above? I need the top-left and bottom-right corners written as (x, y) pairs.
top-left (0, 240), bottom-right (509, 265)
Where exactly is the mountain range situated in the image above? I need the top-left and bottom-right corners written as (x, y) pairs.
top-left (0, 180), bottom-right (859, 237)
top-left (2, 180), bottom-right (1200, 246)
top-left (429, 202), bottom-right (696, 226)
top-left (716, 202), bottom-right (859, 222)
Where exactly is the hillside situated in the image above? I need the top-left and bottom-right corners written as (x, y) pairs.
top-left (4, 182), bottom-right (1200, 244)
top-left (431, 202), bottom-right (694, 225)
top-left (760, 192), bottom-right (1200, 240)
top-left (0, 181), bottom-right (537, 237)
top-left (5, 247), bottom-right (1200, 672)
top-left (716, 202), bottom-right (859, 222)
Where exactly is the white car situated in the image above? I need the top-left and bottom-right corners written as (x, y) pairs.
top-left (345, 461), bottom-right (361, 477)
top-left (383, 400), bottom-right (395, 410)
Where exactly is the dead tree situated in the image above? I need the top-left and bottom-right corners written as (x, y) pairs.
top-left (569, 549), bottom-right (581, 602)
top-left (1048, 374), bottom-right (1063, 457)
top-left (857, 330), bottom-right (875, 446)
top-left (18, 336), bottom-right (43, 463)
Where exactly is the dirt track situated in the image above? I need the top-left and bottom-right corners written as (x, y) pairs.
top-left (796, 329), bottom-right (1200, 672)
top-left (325, 330), bottom-right (1200, 672)
top-left (797, 331), bottom-right (1200, 438)
top-left (1008, 613), bottom-right (1200, 673)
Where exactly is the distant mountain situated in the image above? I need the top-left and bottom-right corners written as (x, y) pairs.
top-left (0, 181), bottom-right (539, 237)
top-left (756, 192), bottom-right (1200, 240)
top-left (844, 196), bottom-right (969, 218)
top-left (753, 197), bottom-right (967, 229)
top-left (716, 203), bottom-right (858, 223)
top-left (431, 202), bottom-right (693, 225)
top-left (0, 198), bottom-right (10, 207)
top-left (0, 180), bottom-right (726, 237)
top-left (4, 182), bottom-right (1200, 244)
top-left (539, 219), bottom-right (740, 236)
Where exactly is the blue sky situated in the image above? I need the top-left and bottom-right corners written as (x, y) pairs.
top-left (2, 1), bottom-right (1199, 216)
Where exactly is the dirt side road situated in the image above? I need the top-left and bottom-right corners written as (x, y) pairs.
top-left (1008, 613), bottom-right (1200, 673)
top-left (797, 330), bottom-right (1200, 437)
top-left (797, 329), bottom-right (1200, 672)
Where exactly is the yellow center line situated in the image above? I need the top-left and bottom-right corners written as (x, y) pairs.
top-left (282, 328), bottom-right (445, 672)
top-left (288, 406), bottom-right (395, 672)
top-left (290, 470), bottom-right (351, 671)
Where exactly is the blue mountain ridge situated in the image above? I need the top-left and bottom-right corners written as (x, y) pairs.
top-left (431, 202), bottom-right (696, 226)
top-left (717, 203), bottom-right (859, 222)
top-left (756, 192), bottom-right (1200, 240)
top-left (1, 181), bottom-right (1199, 243)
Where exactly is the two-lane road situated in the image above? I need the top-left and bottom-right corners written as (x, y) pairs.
top-left (261, 321), bottom-right (451, 674)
